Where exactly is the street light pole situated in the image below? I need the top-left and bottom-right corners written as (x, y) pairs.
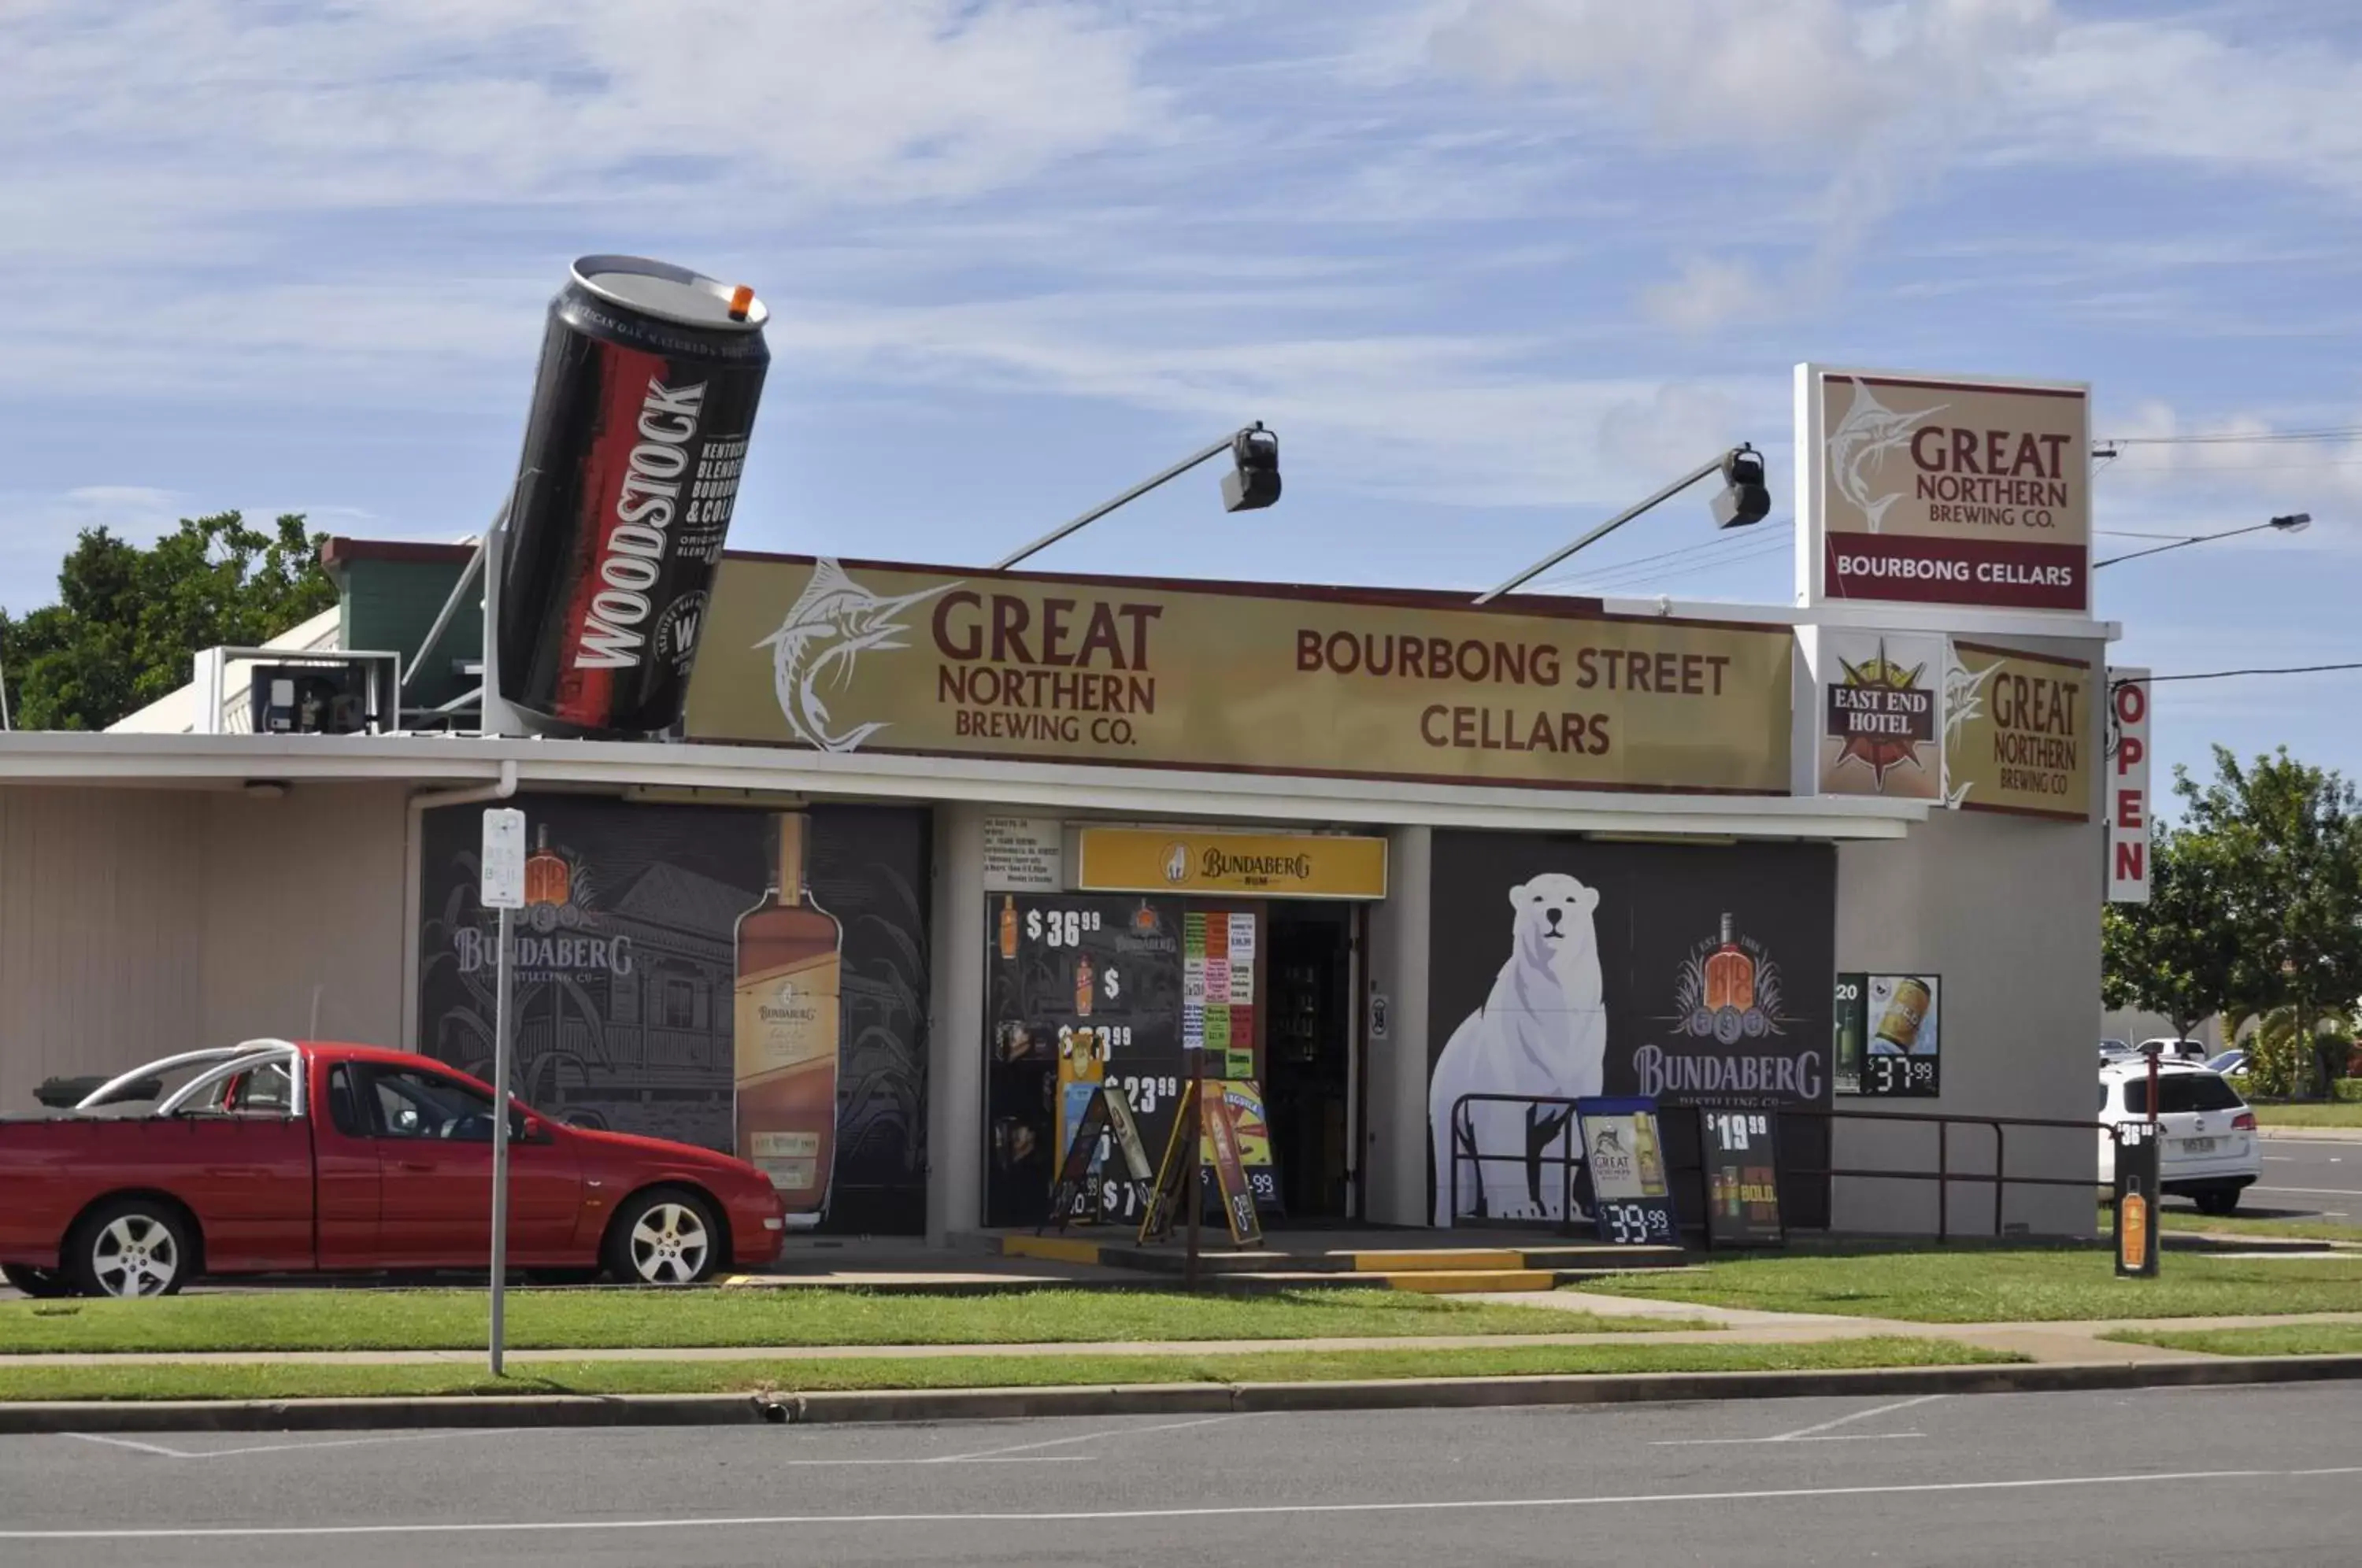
top-left (1475, 446), bottom-right (1768, 605)
top-left (2094, 513), bottom-right (2310, 569)
top-left (992, 424), bottom-right (1280, 571)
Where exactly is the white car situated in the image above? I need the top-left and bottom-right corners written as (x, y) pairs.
top-left (2097, 1059), bottom-right (2260, 1215)
top-left (2135, 1037), bottom-right (2210, 1062)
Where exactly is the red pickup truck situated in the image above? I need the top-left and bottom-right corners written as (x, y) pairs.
top-left (1, 1040), bottom-right (786, 1297)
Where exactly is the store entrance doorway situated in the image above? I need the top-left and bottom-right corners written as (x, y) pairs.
top-left (1264, 904), bottom-right (1357, 1221)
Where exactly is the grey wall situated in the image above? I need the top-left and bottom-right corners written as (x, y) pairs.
top-left (1834, 802), bottom-right (2103, 1237)
top-left (1363, 825), bottom-right (1432, 1226)
top-left (925, 803), bottom-right (988, 1243)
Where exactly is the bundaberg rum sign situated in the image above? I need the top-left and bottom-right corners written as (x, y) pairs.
top-left (684, 556), bottom-right (1794, 794)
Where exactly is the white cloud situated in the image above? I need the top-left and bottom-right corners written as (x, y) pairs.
top-left (1416, 0), bottom-right (2062, 329)
top-left (2009, 21), bottom-right (2362, 197)
top-left (0, 2), bottom-right (1155, 257)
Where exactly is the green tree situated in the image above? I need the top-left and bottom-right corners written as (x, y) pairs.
top-left (2179, 745), bottom-right (2362, 1096)
top-left (0, 512), bottom-right (334, 731)
top-left (2101, 819), bottom-right (2241, 1043)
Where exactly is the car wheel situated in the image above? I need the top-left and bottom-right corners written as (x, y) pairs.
top-left (2194, 1185), bottom-right (2242, 1217)
top-left (604, 1189), bottom-right (720, 1286)
top-left (1, 1263), bottom-right (74, 1299)
top-left (65, 1199), bottom-right (193, 1298)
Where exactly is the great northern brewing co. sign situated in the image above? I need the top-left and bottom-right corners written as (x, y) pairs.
top-left (1797, 364), bottom-right (2090, 614)
top-left (683, 556), bottom-right (1794, 795)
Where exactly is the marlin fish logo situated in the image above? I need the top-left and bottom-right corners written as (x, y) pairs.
top-left (1829, 378), bottom-right (1939, 534)
top-left (1942, 652), bottom-right (2001, 807)
top-left (755, 560), bottom-right (956, 753)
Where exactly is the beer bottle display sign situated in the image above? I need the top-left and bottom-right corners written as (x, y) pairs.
top-left (1832, 971), bottom-right (1941, 1097)
top-left (2113, 1120), bottom-right (2162, 1278)
top-left (733, 815), bottom-right (844, 1223)
top-left (1575, 1096), bottom-right (1677, 1247)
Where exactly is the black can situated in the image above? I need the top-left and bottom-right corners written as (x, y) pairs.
top-left (496, 255), bottom-right (769, 736)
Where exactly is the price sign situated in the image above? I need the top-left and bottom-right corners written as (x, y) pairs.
top-left (1834, 972), bottom-right (1940, 1097)
top-left (2113, 1119), bottom-right (2162, 1278)
top-left (1701, 1109), bottom-right (1784, 1247)
top-left (984, 893), bottom-right (1187, 1229)
top-left (1574, 1097), bottom-right (1677, 1247)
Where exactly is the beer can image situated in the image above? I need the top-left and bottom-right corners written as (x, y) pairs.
top-left (497, 256), bottom-right (770, 736)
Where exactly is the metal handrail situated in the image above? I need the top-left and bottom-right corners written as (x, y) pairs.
top-left (1443, 1091), bottom-right (2109, 1244)
top-left (1444, 1091), bottom-right (1591, 1233)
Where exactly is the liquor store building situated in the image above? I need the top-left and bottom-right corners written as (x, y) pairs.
top-left (0, 538), bottom-right (2114, 1243)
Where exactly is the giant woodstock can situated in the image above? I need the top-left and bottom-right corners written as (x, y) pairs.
top-left (497, 256), bottom-right (769, 735)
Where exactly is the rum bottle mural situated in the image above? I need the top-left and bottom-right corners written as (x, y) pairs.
top-left (734, 815), bottom-right (845, 1225)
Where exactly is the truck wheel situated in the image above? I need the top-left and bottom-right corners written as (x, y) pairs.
top-left (604, 1189), bottom-right (720, 1285)
top-left (66, 1199), bottom-right (193, 1298)
top-left (1, 1264), bottom-right (73, 1299)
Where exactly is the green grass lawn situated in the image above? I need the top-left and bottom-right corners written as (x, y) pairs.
top-left (0, 1337), bottom-right (2019, 1403)
top-left (0, 1286), bottom-right (1681, 1357)
top-left (2153, 1211), bottom-right (2362, 1245)
top-left (1580, 1244), bottom-right (2362, 1322)
top-left (2104, 1323), bottom-right (2362, 1358)
top-left (2251, 1102), bottom-right (2362, 1130)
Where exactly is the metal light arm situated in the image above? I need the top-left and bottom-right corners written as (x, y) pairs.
top-left (2094, 515), bottom-right (2307, 569)
top-left (992, 435), bottom-right (1239, 571)
top-left (1475, 450), bottom-right (1738, 605)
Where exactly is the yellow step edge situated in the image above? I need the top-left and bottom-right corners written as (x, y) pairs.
top-left (1382, 1269), bottom-right (1556, 1293)
top-left (998, 1234), bottom-right (1103, 1266)
top-left (1349, 1249), bottom-right (1524, 1273)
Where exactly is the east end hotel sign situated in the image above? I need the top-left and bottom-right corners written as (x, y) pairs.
top-left (683, 556), bottom-right (1796, 795)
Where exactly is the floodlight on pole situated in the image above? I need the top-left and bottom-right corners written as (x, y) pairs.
top-left (992, 423), bottom-right (1279, 571)
top-left (2094, 512), bottom-right (2311, 569)
top-left (1475, 445), bottom-right (1769, 605)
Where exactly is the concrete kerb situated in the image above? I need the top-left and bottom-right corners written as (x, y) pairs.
top-left (6, 1355), bottom-right (2362, 1437)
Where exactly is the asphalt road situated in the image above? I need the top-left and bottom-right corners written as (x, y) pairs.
top-left (2, 1385), bottom-right (2359, 1566)
top-left (2244, 1136), bottom-right (2362, 1222)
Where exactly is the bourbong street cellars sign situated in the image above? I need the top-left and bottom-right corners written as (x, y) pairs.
top-left (1797, 364), bottom-right (2091, 614)
top-left (685, 557), bottom-right (1794, 794)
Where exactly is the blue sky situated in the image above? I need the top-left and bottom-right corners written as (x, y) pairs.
top-left (3, 0), bottom-right (2356, 798)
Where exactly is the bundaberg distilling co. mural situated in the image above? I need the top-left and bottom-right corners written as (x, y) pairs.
top-left (734, 815), bottom-right (843, 1227)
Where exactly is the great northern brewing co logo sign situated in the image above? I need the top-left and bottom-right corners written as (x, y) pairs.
top-left (1800, 365), bottom-right (2090, 614)
top-left (685, 554), bottom-right (1795, 795)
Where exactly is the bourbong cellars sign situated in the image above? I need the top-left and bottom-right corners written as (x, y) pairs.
top-left (1797, 364), bottom-right (2091, 614)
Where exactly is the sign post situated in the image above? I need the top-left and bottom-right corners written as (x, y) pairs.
top-left (479, 807), bottom-right (527, 1376)
top-left (2114, 1117), bottom-right (2162, 1278)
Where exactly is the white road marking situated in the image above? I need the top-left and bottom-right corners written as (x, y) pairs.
top-left (1652, 1432), bottom-right (1925, 1447)
top-left (63, 1429), bottom-right (522, 1462)
top-left (61, 1434), bottom-right (188, 1459)
top-left (2247, 1185), bottom-right (2362, 1197)
top-left (772, 1413), bottom-right (1247, 1469)
top-left (1765, 1394), bottom-right (1947, 1442)
top-left (8, 1465), bottom-right (2360, 1540)
top-left (931, 1413), bottom-right (1246, 1464)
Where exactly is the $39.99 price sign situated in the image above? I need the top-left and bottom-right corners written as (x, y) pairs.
top-left (1574, 1096), bottom-right (1676, 1248)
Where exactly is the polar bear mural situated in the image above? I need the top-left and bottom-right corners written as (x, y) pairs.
top-left (1428, 872), bottom-right (1607, 1226)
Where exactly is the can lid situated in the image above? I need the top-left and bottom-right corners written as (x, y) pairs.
top-left (569, 255), bottom-right (768, 331)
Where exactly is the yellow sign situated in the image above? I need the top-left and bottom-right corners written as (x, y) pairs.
top-left (1074, 828), bottom-right (1388, 900)
top-left (684, 557), bottom-right (1794, 794)
top-left (1943, 640), bottom-right (2094, 822)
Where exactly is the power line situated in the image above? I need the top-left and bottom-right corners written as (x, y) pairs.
top-left (2100, 427), bottom-right (2362, 447)
top-left (2112, 663), bottom-right (2362, 686)
top-left (1535, 519), bottom-right (1794, 594)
